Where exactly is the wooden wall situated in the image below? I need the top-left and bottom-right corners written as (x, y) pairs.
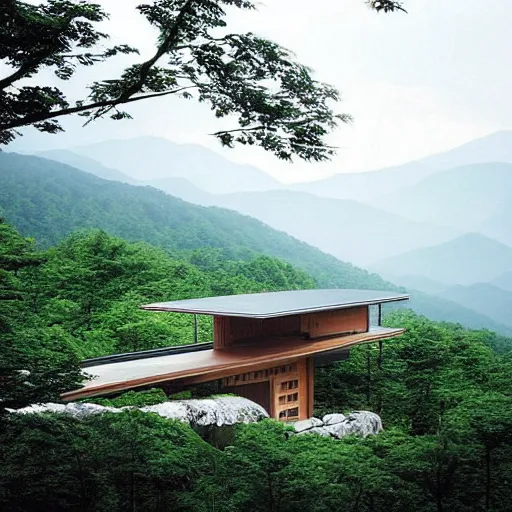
top-left (213, 315), bottom-right (301, 349)
top-left (213, 307), bottom-right (368, 349)
top-left (300, 306), bottom-right (368, 339)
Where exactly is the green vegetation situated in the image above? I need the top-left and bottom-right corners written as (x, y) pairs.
top-left (2, 309), bottom-right (512, 510)
top-left (1, 0), bottom-right (349, 161)
top-left (1, 222), bottom-right (315, 362)
top-left (0, 151), bottom-right (392, 291)
top-left (5, 151), bottom-right (512, 336)
top-left (1, 220), bottom-right (512, 511)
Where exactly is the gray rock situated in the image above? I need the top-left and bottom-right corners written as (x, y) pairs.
top-left (325, 411), bottom-right (382, 439)
top-left (323, 413), bottom-right (346, 425)
top-left (293, 417), bottom-right (324, 433)
top-left (9, 396), bottom-right (268, 427)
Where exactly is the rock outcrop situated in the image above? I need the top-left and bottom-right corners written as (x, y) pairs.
top-left (8, 396), bottom-right (269, 427)
top-left (293, 411), bottom-right (382, 439)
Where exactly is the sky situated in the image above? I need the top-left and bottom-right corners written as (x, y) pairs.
top-left (7, 0), bottom-right (512, 183)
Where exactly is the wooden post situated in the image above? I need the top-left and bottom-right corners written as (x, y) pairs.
top-left (193, 314), bottom-right (198, 344)
top-left (307, 357), bottom-right (315, 418)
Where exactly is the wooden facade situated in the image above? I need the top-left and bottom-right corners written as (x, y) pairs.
top-left (209, 307), bottom-right (369, 420)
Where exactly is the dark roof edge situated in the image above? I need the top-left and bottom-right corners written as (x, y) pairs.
top-left (140, 294), bottom-right (409, 318)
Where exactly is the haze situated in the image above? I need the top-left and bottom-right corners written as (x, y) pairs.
top-left (8, 0), bottom-right (512, 183)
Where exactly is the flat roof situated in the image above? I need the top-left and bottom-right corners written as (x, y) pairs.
top-left (62, 326), bottom-right (404, 401)
top-left (140, 289), bottom-right (408, 318)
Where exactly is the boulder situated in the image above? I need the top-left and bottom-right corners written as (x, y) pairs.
top-left (297, 426), bottom-right (331, 437)
top-left (293, 417), bottom-right (324, 433)
top-left (325, 411), bottom-right (382, 439)
top-left (8, 396), bottom-right (269, 427)
top-left (322, 413), bottom-right (346, 425)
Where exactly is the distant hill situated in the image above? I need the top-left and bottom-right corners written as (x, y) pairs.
top-left (419, 130), bottom-right (512, 170)
top-left (139, 176), bottom-right (210, 205)
top-left (439, 283), bottom-right (512, 329)
top-left (479, 204), bottom-right (512, 247)
top-left (0, 151), bottom-right (389, 291)
top-left (70, 136), bottom-right (281, 194)
top-left (403, 291), bottom-right (512, 336)
top-left (290, 161), bottom-right (432, 201)
top-left (204, 190), bottom-right (459, 265)
top-left (384, 275), bottom-right (448, 296)
top-left (371, 233), bottom-right (512, 285)
top-left (290, 131), bottom-right (512, 203)
top-left (489, 271), bottom-right (512, 292)
top-left (35, 149), bottom-right (136, 184)
top-left (372, 162), bottom-right (512, 231)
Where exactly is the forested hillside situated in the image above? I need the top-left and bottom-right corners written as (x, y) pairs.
top-left (1, 221), bottom-right (511, 511)
top-left (0, 151), bottom-right (389, 291)
top-left (3, 151), bottom-right (511, 334)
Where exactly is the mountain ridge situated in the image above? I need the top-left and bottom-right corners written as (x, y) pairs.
top-left (70, 136), bottom-right (282, 194)
top-left (371, 233), bottom-right (512, 286)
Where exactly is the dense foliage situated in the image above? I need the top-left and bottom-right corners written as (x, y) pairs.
top-left (1, 220), bottom-right (512, 512)
top-left (1, 223), bottom-right (315, 363)
top-left (0, 0), bottom-right (350, 161)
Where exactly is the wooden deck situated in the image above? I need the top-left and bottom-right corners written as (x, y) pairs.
top-left (62, 327), bottom-right (404, 401)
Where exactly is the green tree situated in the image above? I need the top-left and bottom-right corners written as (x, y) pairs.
top-left (0, 220), bottom-right (82, 411)
top-left (1, 0), bottom-right (348, 161)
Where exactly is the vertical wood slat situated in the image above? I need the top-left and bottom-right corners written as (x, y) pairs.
top-left (306, 357), bottom-right (315, 418)
top-left (298, 358), bottom-right (308, 420)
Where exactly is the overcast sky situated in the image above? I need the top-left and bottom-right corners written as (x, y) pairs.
top-left (8, 0), bottom-right (512, 182)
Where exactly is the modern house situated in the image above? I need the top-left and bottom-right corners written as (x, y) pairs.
top-left (62, 289), bottom-right (408, 421)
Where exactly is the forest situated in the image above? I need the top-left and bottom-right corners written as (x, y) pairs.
top-left (1, 220), bottom-right (512, 512)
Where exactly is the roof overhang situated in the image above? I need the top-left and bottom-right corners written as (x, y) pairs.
top-left (140, 289), bottom-right (409, 319)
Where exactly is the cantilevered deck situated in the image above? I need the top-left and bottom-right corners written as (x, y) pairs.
top-left (62, 326), bottom-right (404, 401)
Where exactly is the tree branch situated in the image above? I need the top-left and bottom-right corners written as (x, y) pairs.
top-left (0, 86), bottom-right (197, 132)
top-left (0, 63), bottom-right (37, 91)
top-left (210, 126), bottom-right (265, 136)
top-left (117, 0), bottom-right (197, 102)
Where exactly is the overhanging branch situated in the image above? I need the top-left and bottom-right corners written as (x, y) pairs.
top-left (0, 86), bottom-right (198, 132)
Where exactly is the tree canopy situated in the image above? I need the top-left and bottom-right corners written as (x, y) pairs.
top-left (0, 0), bottom-right (406, 159)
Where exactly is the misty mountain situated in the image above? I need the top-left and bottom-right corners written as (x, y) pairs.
top-left (489, 271), bottom-right (512, 292)
top-left (35, 149), bottom-right (136, 184)
top-left (0, 151), bottom-right (391, 291)
top-left (35, 149), bottom-right (211, 205)
top-left (383, 275), bottom-right (448, 295)
top-left (139, 176), bottom-right (210, 205)
top-left (479, 204), bottom-right (512, 247)
top-left (372, 162), bottom-right (512, 231)
top-left (70, 136), bottom-right (281, 194)
top-left (419, 130), bottom-right (512, 170)
top-left (371, 233), bottom-right (512, 286)
top-left (290, 131), bottom-right (512, 202)
top-left (290, 161), bottom-right (432, 201)
top-left (438, 283), bottom-right (512, 329)
top-left (204, 190), bottom-right (459, 265)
